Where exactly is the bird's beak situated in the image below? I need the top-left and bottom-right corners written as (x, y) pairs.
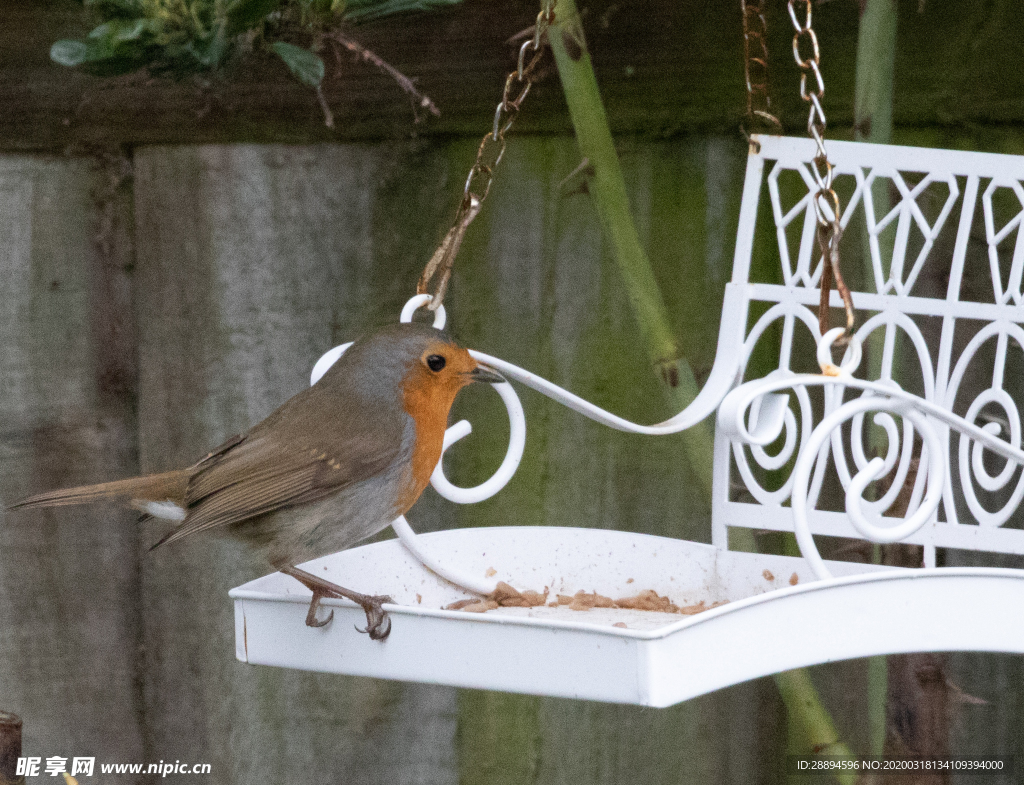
top-left (465, 363), bottom-right (505, 385)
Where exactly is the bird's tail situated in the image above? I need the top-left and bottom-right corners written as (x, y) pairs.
top-left (9, 471), bottom-right (189, 511)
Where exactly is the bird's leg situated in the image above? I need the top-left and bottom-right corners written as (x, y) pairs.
top-left (280, 565), bottom-right (393, 641)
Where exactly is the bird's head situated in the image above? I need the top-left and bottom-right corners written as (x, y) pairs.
top-left (392, 325), bottom-right (503, 418)
top-left (328, 322), bottom-right (503, 415)
top-left (312, 322), bottom-right (504, 507)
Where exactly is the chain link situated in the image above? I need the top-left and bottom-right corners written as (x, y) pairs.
top-left (740, 0), bottom-right (782, 143)
top-left (418, 0), bottom-right (557, 310)
top-left (785, 0), bottom-right (854, 340)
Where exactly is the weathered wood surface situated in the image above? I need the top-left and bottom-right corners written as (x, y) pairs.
top-left (3, 0), bottom-right (1024, 150)
top-left (0, 133), bottom-right (1022, 781)
top-left (0, 156), bottom-right (144, 769)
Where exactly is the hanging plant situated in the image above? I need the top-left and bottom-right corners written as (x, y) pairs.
top-left (50, 0), bottom-right (458, 124)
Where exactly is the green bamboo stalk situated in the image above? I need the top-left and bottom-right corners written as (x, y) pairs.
top-left (546, 0), bottom-right (714, 492)
top-left (854, 0), bottom-right (897, 385)
top-left (854, 0), bottom-right (897, 146)
top-left (855, 0), bottom-right (897, 385)
top-left (854, 0), bottom-right (897, 760)
top-left (548, 2), bottom-right (856, 779)
top-left (776, 670), bottom-right (858, 785)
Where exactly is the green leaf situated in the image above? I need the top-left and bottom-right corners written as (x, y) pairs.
top-left (60, 32), bottom-right (119, 63)
top-left (52, 21), bottom-right (157, 75)
top-left (50, 40), bottom-right (90, 68)
top-left (89, 19), bottom-right (153, 44)
top-left (83, 0), bottom-right (146, 18)
top-left (342, 0), bottom-right (463, 23)
top-left (51, 37), bottom-right (151, 76)
top-left (270, 42), bottom-right (325, 88)
top-left (225, 0), bottom-right (282, 34)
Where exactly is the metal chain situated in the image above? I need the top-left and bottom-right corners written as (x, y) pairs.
top-left (417, 0), bottom-right (557, 311)
top-left (740, 0), bottom-right (782, 144)
top-left (785, 0), bottom-right (855, 340)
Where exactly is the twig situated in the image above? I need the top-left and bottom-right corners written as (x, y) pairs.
top-left (315, 85), bottom-right (335, 129)
top-left (557, 156), bottom-right (592, 191)
top-left (324, 32), bottom-right (440, 123)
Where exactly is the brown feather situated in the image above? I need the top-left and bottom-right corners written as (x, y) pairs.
top-left (9, 470), bottom-right (189, 510)
top-left (152, 467), bottom-right (322, 548)
top-left (153, 373), bottom-right (409, 547)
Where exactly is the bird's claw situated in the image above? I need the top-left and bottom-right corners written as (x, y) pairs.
top-left (304, 589), bottom-right (335, 628)
top-left (286, 565), bottom-right (391, 640)
top-left (354, 594), bottom-right (393, 641)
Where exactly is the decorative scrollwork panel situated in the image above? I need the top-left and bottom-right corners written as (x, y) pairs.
top-left (943, 320), bottom-right (1024, 528)
top-left (719, 136), bottom-right (1024, 562)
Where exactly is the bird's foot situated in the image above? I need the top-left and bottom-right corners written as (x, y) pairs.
top-left (280, 565), bottom-right (393, 641)
top-left (354, 595), bottom-right (393, 641)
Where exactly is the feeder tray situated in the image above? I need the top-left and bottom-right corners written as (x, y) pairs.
top-left (231, 136), bottom-right (1024, 706)
top-left (231, 526), bottom-right (1024, 706)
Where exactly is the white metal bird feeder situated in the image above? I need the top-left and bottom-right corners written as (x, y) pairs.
top-left (231, 135), bottom-right (1024, 706)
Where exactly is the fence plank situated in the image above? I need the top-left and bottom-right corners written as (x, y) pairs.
top-left (0, 155), bottom-right (144, 768)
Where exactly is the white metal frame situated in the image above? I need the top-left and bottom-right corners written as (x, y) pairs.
top-left (715, 135), bottom-right (1024, 574)
top-left (230, 136), bottom-right (1024, 705)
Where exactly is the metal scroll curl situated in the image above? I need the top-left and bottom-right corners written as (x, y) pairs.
top-left (944, 321), bottom-right (1024, 528)
top-left (790, 396), bottom-right (945, 581)
top-left (828, 312), bottom-right (937, 527)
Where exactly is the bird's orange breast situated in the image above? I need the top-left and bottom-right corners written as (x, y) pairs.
top-left (397, 368), bottom-right (462, 513)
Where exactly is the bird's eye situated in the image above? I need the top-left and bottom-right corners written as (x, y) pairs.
top-left (426, 354), bottom-right (446, 372)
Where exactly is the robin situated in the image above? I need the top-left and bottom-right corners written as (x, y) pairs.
top-left (9, 322), bottom-right (504, 641)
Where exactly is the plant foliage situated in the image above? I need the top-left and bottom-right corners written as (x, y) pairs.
top-left (51, 0), bottom-right (463, 87)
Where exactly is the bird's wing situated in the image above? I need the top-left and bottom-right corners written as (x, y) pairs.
top-left (153, 388), bottom-right (410, 548)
